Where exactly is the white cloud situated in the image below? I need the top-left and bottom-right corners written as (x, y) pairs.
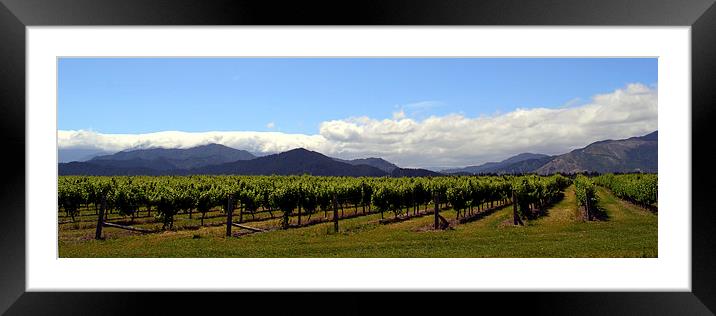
top-left (57, 130), bottom-right (330, 156)
top-left (266, 122), bottom-right (275, 129)
top-left (59, 83), bottom-right (657, 168)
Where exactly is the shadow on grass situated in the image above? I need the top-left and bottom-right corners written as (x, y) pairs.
top-left (599, 187), bottom-right (658, 215)
top-left (458, 202), bottom-right (510, 224)
top-left (523, 191), bottom-right (565, 221)
top-left (379, 209), bottom-right (437, 225)
top-left (616, 196), bottom-right (658, 215)
top-left (589, 204), bottom-right (610, 221)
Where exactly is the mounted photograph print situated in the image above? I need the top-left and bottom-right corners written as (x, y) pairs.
top-left (57, 57), bottom-right (658, 258)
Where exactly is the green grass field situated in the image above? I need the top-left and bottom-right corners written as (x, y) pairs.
top-left (58, 185), bottom-right (657, 257)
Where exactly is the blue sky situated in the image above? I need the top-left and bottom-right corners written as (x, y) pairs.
top-left (58, 58), bottom-right (657, 134)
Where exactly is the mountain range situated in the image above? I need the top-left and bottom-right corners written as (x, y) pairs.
top-left (59, 144), bottom-right (256, 176)
top-left (333, 157), bottom-right (398, 173)
top-left (534, 131), bottom-right (657, 174)
top-left (58, 131), bottom-right (657, 176)
top-left (193, 148), bottom-right (388, 177)
top-left (59, 145), bottom-right (436, 177)
top-left (442, 131), bottom-right (657, 175)
top-left (442, 153), bottom-right (551, 174)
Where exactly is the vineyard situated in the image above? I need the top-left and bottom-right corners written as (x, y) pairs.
top-left (574, 175), bottom-right (598, 220)
top-left (58, 173), bottom-right (658, 257)
top-left (593, 173), bottom-right (658, 211)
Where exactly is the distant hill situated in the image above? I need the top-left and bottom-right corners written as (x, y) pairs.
top-left (88, 143), bottom-right (255, 169)
top-left (443, 153), bottom-right (551, 174)
top-left (92, 143), bottom-right (255, 167)
top-left (535, 131), bottom-right (657, 174)
top-left (390, 167), bottom-right (443, 177)
top-left (441, 131), bottom-right (657, 175)
top-left (193, 148), bottom-right (387, 177)
top-left (491, 156), bottom-right (555, 174)
top-left (59, 143), bottom-right (256, 175)
top-left (333, 157), bottom-right (398, 173)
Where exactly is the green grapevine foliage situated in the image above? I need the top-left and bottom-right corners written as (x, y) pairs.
top-left (593, 173), bottom-right (657, 208)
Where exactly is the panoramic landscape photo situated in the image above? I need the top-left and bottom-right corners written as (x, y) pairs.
top-left (57, 58), bottom-right (658, 257)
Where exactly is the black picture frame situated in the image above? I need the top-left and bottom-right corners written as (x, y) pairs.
top-left (1, 0), bottom-right (715, 314)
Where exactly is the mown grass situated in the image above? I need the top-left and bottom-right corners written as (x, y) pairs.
top-left (58, 185), bottom-right (657, 258)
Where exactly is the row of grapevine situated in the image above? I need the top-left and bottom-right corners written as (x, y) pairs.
top-left (574, 175), bottom-right (598, 220)
top-left (512, 175), bottom-right (571, 220)
top-left (593, 173), bottom-right (658, 209)
top-left (58, 174), bottom-right (570, 231)
top-left (443, 178), bottom-right (512, 219)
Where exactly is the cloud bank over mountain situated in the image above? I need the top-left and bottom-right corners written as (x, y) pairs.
top-left (59, 83), bottom-right (657, 168)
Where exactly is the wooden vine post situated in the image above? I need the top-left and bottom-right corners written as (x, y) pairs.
top-left (297, 197), bottom-right (302, 226)
top-left (512, 190), bottom-right (518, 225)
top-left (238, 204), bottom-right (243, 224)
top-left (512, 190), bottom-right (523, 226)
top-left (433, 193), bottom-right (439, 230)
top-left (94, 194), bottom-right (106, 240)
top-left (585, 194), bottom-right (592, 221)
top-left (332, 194), bottom-right (339, 233)
top-left (225, 195), bottom-right (234, 237)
